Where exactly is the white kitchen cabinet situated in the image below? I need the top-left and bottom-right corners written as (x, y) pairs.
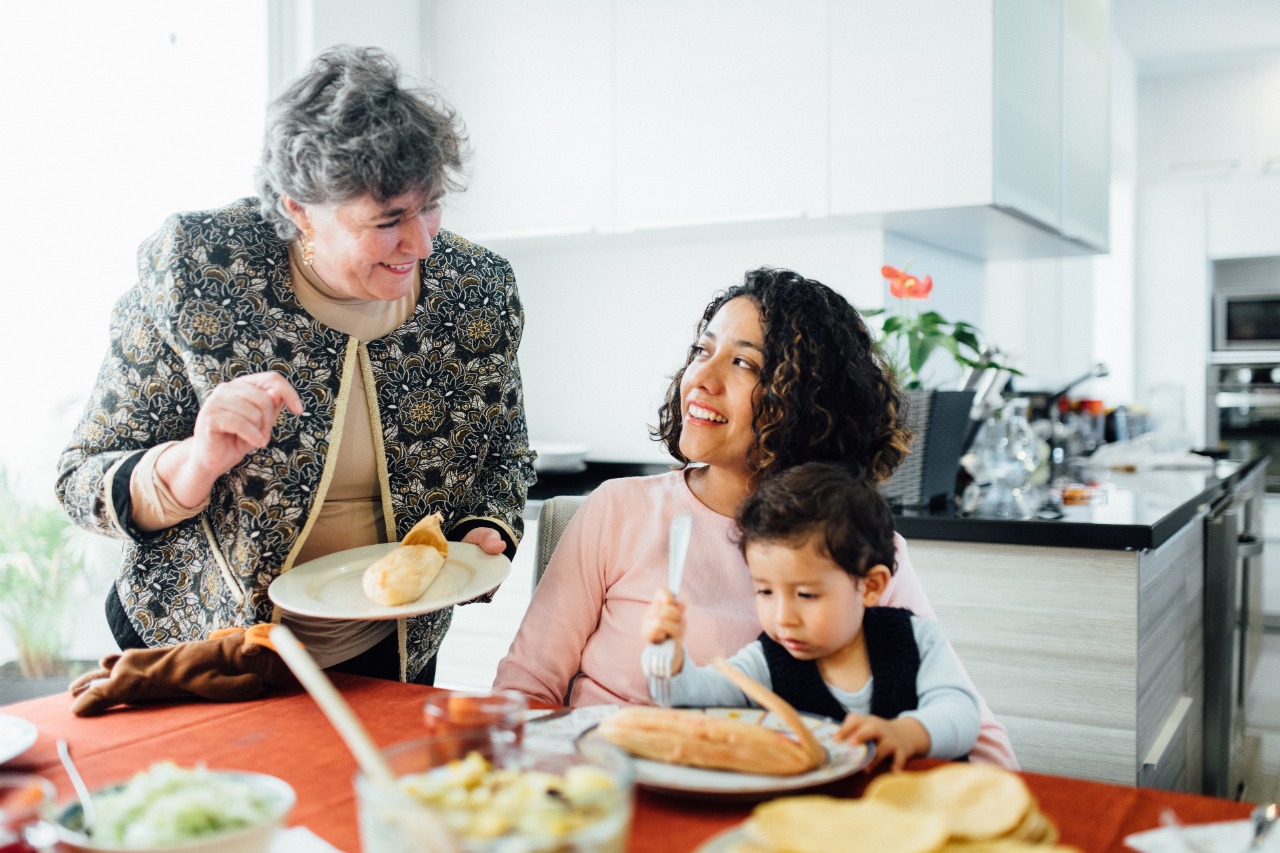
top-left (1139, 67), bottom-right (1252, 182)
top-left (1258, 59), bottom-right (1280, 171)
top-left (1140, 58), bottom-right (1280, 183)
top-left (424, 0), bottom-right (613, 240)
top-left (1207, 177), bottom-right (1280, 259)
top-left (830, 0), bottom-right (1110, 259)
top-left (992, 0), bottom-right (1063, 231)
top-left (1060, 0), bottom-right (1111, 249)
top-left (829, 3), bottom-right (992, 216)
top-left (424, 0), bottom-right (1108, 258)
top-left (613, 0), bottom-right (829, 231)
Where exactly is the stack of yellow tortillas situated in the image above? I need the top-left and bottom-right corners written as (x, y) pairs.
top-left (739, 797), bottom-right (949, 853)
top-left (864, 764), bottom-right (1063, 849)
top-left (362, 512), bottom-right (449, 606)
top-left (734, 764), bottom-right (1080, 853)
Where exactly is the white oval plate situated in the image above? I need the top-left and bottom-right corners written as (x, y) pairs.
top-left (268, 542), bottom-right (510, 620)
top-left (0, 713), bottom-right (38, 764)
top-left (578, 707), bottom-right (874, 800)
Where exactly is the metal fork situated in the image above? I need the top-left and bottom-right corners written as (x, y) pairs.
top-left (643, 510), bottom-right (692, 707)
top-left (1161, 804), bottom-right (1279, 853)
top-left (1250, 803), bottom-right (1278, 850)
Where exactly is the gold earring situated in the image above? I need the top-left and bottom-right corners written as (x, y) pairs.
top-left (299, 229), bottom-right (316, 267)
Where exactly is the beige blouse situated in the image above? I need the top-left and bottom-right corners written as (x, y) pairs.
top-left (130, 242), bottom-right (421, 666)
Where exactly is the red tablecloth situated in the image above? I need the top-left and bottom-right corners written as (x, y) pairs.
top-left (0, 676), bottom-right (1254, 852)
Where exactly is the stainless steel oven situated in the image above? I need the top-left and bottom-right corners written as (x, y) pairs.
top-left (1207, 359), bottom-right (1280, 492)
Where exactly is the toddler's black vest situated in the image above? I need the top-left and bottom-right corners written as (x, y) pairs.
top-left (758, 606), bottom-right (920, 721)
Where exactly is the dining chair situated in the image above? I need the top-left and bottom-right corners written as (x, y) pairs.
top-left (533, 495), bottom-right (586, 592)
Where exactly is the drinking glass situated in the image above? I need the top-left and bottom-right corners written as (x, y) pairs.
top-left (0, 774), bottom-right (55, 853)
top-left (422, 688), bottom-right (526, 748)
top-left (974, 398), bottom-right (1042, 519)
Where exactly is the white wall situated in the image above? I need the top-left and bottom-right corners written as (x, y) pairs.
top-left (0, 3), bottom-right (268, 666)
top-left (1133, 53), bottom-right (1280, 445)
top-left (1092, 43), bottom-right (1139, 410)
top-left (268, 0), bottom-right (426, 93)
top-left (982, 39), bottom-right (1138, 408)
top-left (0, 3), bottom-right (267, 503)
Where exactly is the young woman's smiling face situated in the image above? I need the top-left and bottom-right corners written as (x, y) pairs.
top-left (284, 188), bottom-right (442, 301)
top-left (678, 297), bottom-right (765, 477)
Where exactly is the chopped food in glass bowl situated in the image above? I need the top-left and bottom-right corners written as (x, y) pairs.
top-left (357, 733), bottom-right (634, 852)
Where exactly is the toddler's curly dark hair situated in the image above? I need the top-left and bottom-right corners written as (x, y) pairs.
top-left (736, 462), bottom-right (897, 579)
top-left (652, 267), bottom-right (911, 486)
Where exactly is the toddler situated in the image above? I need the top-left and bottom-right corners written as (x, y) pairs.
top-left (642, 461), bottom-right (980, 770)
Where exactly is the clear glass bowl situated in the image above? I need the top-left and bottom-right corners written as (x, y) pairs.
top-left (355, 730), bottom-right (634, 853)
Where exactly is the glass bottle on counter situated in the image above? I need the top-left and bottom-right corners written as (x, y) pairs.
top-left (972, 397), bottom-right (1041, 519)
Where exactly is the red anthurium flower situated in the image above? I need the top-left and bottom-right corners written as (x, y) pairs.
top-left (882, 265), bottom-right (933, 300)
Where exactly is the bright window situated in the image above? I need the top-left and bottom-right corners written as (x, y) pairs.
top-left (0, 2), bottom-right (267, 498)
top-left (0, 2), bottom-right (267, 667)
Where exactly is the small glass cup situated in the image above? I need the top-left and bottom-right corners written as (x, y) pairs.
top-left (0, 774), bottom-right (55, 853)
top-left (422, 688), bottom-right (526, 747)
top-left (355, 730), bottom-right (634, 853)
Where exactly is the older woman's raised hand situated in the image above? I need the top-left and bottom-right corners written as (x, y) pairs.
top-left (159, 372), bottom-right (304, 509)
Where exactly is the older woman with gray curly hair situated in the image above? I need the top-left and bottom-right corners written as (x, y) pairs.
top-left (57, 45), bottom-right (534, 685)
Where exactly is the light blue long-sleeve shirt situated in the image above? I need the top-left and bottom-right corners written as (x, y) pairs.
top-left (664, 615), bottom-right (980, 760)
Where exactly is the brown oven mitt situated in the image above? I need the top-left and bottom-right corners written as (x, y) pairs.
top-left (68, 625), bottom-right (297, 717)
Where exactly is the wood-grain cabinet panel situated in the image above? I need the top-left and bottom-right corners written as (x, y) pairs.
top-left (908, 526), bottom-right (1204, 789)
top-left (1002, 716), bottom-right (1135, 785)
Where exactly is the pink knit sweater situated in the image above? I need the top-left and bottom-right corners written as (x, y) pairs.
top-left (494, 471), bottom-right (1018, 769)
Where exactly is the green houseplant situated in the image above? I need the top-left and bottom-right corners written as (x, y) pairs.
top-left (0, 468), bottom-right (117, 680)
top-left (864, 264), bottom-right (1012, 507)
top-left (863, 264), bottom-right (1001, 390)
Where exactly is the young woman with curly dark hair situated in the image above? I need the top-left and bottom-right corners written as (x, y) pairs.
top-left (496, 268), bottom-right (1016, 768)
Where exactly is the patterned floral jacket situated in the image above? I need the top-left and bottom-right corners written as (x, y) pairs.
top-left (56, 199), bottom-right (535, 682)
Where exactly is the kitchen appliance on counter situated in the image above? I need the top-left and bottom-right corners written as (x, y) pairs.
top-left (1203, 461), bottom-right (1266, 800)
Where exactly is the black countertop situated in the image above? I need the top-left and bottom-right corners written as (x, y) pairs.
top-left (896, 456), bottom-right (1267, 551)
top-left (526, 457), bottom-right (1268, 552)
top-left (528, 461), bottom-right (671, 503)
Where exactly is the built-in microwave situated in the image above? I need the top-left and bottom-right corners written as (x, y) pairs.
top-left (1213, 288), bottom-right (1280, 351)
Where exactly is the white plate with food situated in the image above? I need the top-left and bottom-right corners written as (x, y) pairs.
top-left (0, 713), bottom-right (37, 764)
top-left (268, 541), bottom-right (510, 620)
top-left (577, 707), bottom-right (873, 799)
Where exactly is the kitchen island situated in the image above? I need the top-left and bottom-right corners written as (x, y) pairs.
top-left (896, 457), bottom-right (1267, 795)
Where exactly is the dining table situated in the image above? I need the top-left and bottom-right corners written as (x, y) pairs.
top-left (0, 673), bottom-right (1257, 852)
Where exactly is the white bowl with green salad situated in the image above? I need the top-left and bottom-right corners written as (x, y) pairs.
top-left (50, 762), bottom-right (295, 853)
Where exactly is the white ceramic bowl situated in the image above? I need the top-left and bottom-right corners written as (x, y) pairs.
top-left (530, 441), bottom-right (589, 474)
top-left (50, 770), bottom-right (295, 853)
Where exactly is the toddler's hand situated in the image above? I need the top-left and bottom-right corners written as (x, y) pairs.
top-left (836, 713), bottom-right (931, 773)
top-left (642, 589), bottom-right (684, 645)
